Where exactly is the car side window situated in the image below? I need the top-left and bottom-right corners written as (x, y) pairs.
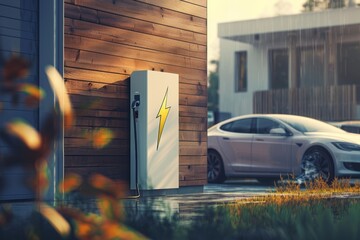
top-left (256, 118), bottom-right (281, 134)
top-left (341, 125), bottom-right (360, 134)
top-left (220, 118), bottom-right (253, 133)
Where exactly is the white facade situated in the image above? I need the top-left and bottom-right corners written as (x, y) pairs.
top-left (219, 40), bottom-right (267, 117)
top-left (218, 7), bottom-right (360, 118)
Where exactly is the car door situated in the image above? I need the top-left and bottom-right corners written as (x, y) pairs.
top-left (251, 117), bottom-right (292, 174)
top-left (217, 118), bottom-right (254, 172)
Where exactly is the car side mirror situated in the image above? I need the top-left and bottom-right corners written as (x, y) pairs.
top-left (269, 128), bottom-right (288, 136)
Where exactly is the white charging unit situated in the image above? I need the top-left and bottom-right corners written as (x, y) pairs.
top-left (130, 70), bottom-right (179, 190)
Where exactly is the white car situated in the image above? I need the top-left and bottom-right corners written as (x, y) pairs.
top-left (207, 114), bottom-right (360, 183)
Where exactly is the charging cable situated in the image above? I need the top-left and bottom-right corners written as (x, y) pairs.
top-left (125, 97), bottom-right (141, 199)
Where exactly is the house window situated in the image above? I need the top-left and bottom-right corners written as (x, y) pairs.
top-left (269, 49), bottom-right (289, 89)
top-left (297, 45), bottom-right (325, 87)
top-left (338, 42), bottom-right (360, 85)
top-left (235, 51), bottom-right (247, 92)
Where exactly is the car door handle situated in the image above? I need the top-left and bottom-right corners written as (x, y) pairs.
top-left (255, 138), bottom-right (264, 141)
top-left (223, 137), bottom-right (230, 140)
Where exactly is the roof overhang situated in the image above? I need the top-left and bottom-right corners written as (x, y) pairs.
top-left (218, 7), bottom-right (360, 44)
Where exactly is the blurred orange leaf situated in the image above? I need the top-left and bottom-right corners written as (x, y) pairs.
top-left (3, 55), bottom-right (30, 81)
top-left (97, 198), bottom-right (123, 221)
top-left (57, 207), bottom-right (100, 225)
top-left (19, 83), bottom-right (45, 99)
top-left (60, 173), bottom-right (82, 194)
top-left (89, 174), bottom-right (125, 199)
top-left (38, 203), bottom-right (70, 237)
top-left (36, 161), bottom-right (50, 196)
top-left (45, 66), bottom-right (74, 128)
top-left (6, 119), bottom-right (41, 150)
top-left (92, 128), bottom-right (113, 149)
top-left (76, 221), bottom-right (93, 239)
top-left (19, 83), bottom-right (45, 107)
top-left (90, 174), bottom-right (113, 193)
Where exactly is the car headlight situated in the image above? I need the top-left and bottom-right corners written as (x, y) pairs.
top-left (332, 142), bottom-right (360, 151)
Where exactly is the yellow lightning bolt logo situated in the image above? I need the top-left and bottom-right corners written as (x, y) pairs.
top-left (156, 87), bottom-right (171, 150)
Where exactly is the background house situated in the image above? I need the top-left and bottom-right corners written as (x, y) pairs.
top-left (218, 5), bottom-right (360, 121)
top-left (0, 0), bottom-right (207, 200)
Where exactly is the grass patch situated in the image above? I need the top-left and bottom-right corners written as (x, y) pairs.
top-left (185, 199), bottom-right (360, 240)
top-left (276, 176), bottom-right (360, 194)
top-left (126, 178), bottom-right (360, 240)
top-left (126, 198), bottom-right (360, 240)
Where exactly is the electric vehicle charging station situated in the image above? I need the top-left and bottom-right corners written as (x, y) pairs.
top-left (130, 70), bottom-right (179, 190)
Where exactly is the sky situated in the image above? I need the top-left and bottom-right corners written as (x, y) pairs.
top-left (207, 0), bottom-right (305, 69)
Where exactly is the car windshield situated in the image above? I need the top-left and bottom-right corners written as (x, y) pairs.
top-left (274, 115), bottom-right (346, 133)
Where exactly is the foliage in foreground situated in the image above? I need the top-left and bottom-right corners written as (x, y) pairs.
top-left (0, 55), bottom-right (146, 239)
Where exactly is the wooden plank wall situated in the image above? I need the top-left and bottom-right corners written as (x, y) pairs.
top-left (64, 0), bottom-right (207, 186)
top-left (253, 85), bottom-right (357, 121)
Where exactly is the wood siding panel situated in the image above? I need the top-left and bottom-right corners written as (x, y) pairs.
top-left (1, 0), bottom-right (38, 11)
top-left (0, 4), bottom-right (37, 22)
top-left (73, 0), bottom-right (206, 34)
top-left (135, 0), bottom-right (206, 18)
top-left (182, 0), bottom-right (207, 7)
top-left (64, 48), bottom-right (207, 82)
top-left (65, 127), bottom-right (129, 140)
top-left (64, 20), bottom-right (206, 59)
top-left (64, 3), bottom-right (206, 45)
top-left (64, 0), bottom-right (207, 186)
top-left (65, 35), bottom-right (206, 70)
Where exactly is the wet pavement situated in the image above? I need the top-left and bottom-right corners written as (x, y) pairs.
top-left (6, 179), bottom-right (274, 222)
top-left (146, 179), bottom-right (274, 207)
top-left (122, 178), bottom-right (360, 222)
top-left (123, 179), bottom-right (275, 222)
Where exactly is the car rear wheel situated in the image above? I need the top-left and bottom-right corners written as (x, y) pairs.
top-left (301, 147), bottom-right (334, 184)
top-left (207, 150), bottom-right (225, 183)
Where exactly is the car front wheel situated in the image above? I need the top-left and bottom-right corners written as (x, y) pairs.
top-left (207, 150), bottom-right (225, 183)
top-left (300, 147), bottom-right (334, 184)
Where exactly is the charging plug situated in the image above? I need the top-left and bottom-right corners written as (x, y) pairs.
top-left (132, 93), bottom-right (141, 118)
top-left (134, 93), bottom-right (140, 107)
top-left (131, 93), bottom-right (140, 109)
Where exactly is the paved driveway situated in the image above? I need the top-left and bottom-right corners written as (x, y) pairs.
top-left (124, 179), bottom-right (276, 221)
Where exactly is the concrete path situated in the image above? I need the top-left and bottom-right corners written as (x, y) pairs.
top-left (123, 179), bottom-right (276, 222)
